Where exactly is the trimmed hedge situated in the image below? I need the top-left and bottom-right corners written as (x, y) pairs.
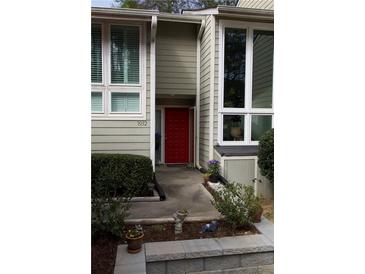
top-left (257, 128), bottom-right (274, 183)
top-left (91, 153), bottom-right (153, 198)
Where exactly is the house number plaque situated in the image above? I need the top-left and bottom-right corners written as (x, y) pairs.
top-left (137, 121), bottom-right (147, 127)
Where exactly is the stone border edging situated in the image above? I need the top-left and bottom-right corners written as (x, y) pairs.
top-left (125, 215), bottom-right (224, 225)
top-left (115, 217), bottom-right (274, 274)
top-left (144, 234), bottom-right (273, 262)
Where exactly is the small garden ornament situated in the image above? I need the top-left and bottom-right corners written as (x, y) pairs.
top-left (126, 225), bottom-right (144, 254)
top-left (173, 209), bottom-right (188, 234)
top-left (207, 160), bottom-right (220, 183)
top-left (201, 220), bottom-right (218, 233)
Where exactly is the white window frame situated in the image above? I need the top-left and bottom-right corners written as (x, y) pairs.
top-left (218, 20), bottom-right (274, 146)
top-left (91, 20), bottom-right (147, 120)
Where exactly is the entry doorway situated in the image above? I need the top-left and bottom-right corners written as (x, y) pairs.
top-left (155, 106), bottom-right (195, 165)
top-left (165, 108), bottom-right (189, 164)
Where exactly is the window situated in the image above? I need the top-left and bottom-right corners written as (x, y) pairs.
top-left (91, 92), bottom-right (103, 113)
top-left (111, 93), bottom-right (140, 113)
top-left (91, 24), bottom-right (102, 83)
top-left (91, 22), bottom-right (146, 120)
top-left (219, 21), bottom-right (273, 145)
top-left (224, 28), bottom-right (246, 108)
top-left (110, 25), bottom-right (140, 84)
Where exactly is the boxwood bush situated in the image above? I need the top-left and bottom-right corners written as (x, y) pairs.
top-left (92, 153), bottom-right (153, 198)
top-left (257, 128), bottom-right (274, 183)
top-left (92, 153), bottom-right (153, 237)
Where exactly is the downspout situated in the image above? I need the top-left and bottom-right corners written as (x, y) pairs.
top-left (195, 19), bottom-right (206, 170)
top-left (150, 16), bottom-right (157, 171)
top-left (209, 15), bottom-right (216, 160)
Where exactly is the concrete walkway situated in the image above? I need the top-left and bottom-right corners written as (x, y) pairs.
top-left (127, 166), bottom-right (221, 220)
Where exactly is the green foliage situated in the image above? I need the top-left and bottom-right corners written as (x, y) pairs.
top-left (207, 159), bottom-right (220, 176)
top-left (211, 183), bottom-right (260, 229)
top-left (92, 153), bottom-right (153, 198)
top-left (121, 0), bottom-right (140, 8)
top-left (91, 153), bottom-right (153, 237)
top-left (92, 196), bottom-right (130, 237)
top-left (257, 128), bottom-right (274, 183)
top-left (116, 0), bottom-right (237, 13)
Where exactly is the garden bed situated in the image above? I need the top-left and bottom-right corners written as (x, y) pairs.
top-left (92, 221), bottom-right (258, 274)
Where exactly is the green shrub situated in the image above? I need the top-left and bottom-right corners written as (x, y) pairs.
top-left (91, 153), bottom-right (153, 237)
top-left (92, 153), bottom-right (153, 198)
top-left (211, 183), bottom-right (259, 229)
top-left (258, 128), bottom-right (274, 183)
top-left (92, 196), bottom-right (130, 238)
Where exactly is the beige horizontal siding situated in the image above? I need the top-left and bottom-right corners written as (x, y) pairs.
top-left (156, 21), bottom-right (197, 96)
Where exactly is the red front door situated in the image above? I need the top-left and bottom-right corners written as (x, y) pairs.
top-left (165, 108), bottom-right (189, 164)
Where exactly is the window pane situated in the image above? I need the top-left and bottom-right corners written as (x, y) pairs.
top-left (91, 24), bottom-right (102, 83)
top-left (251, 115), bottom-right (272, 141)
top-left (223, 115), bottom-right (244, 141)
top-left (111, 25), bottom-right (140, 84)
top-left (111, 93), bottom-right (140, 112)
top-left (91, 92), bottom-right (103, 112)
top-left (252, 30), bottom-right (274, 108)
top-left (224, 28), bottom-right (246, 108)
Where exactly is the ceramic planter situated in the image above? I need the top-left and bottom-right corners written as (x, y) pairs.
top-left (126, 233), bottom-right (144, 253)
top-left (209, 174), bottom-right (219, 183)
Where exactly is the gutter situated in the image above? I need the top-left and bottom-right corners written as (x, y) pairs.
top-left (195, 19), bottom-right (206, 170)
top-left (150, 16), bottom-right (157, 171)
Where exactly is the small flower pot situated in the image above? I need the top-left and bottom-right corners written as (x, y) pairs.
top-left (209, 174), bottom-right (219, 183)
top-left (126, 233), bottom-right (144, 254)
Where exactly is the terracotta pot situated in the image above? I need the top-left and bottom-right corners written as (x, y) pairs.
top-left (209, 174), bottom-right (219, 183)
top-left (126, 233), bottom-right (144, 254)
top-left (253, 207), bottom-right (264, 223)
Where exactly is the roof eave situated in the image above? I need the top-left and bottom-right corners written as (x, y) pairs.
top-left (91, 7), bottom-right (159, 20)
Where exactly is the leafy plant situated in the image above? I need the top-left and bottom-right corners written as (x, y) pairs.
top-left (126, 225), bottom-right (143, 238)
top-left (92, 153), bottom-right (153, 198)
top-left (207, 160), bottom-right (220, 176)
top-left (91, 154), bottom-right (153, 237)
top-left (211, 183), bottom-right (260, 229)
top-left (257, 128), bottom-right (274, 183)
top-left (92, 195), bottom-right (131, 238)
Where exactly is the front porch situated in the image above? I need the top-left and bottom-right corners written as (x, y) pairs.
top-left (127, 165), bottom-right (220, 220)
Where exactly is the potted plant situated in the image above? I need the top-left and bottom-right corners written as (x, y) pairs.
top-left (207, 160), bottom-right (220, 183)
top-left (125, 225), bottom-right (144, 254)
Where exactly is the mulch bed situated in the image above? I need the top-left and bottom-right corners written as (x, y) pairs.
top-left (92, 221), bottom-right (258, 274)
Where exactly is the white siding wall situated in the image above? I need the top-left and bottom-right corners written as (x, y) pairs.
top-left (91, 24), bottom-right (151, 157)
top-left (199, 15), bottom-right (212, 168)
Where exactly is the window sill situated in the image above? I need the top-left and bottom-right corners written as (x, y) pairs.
top-left (214, 145), bottom-right (258, 157)
top-left (91, 114), bottom-right (146, 121)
